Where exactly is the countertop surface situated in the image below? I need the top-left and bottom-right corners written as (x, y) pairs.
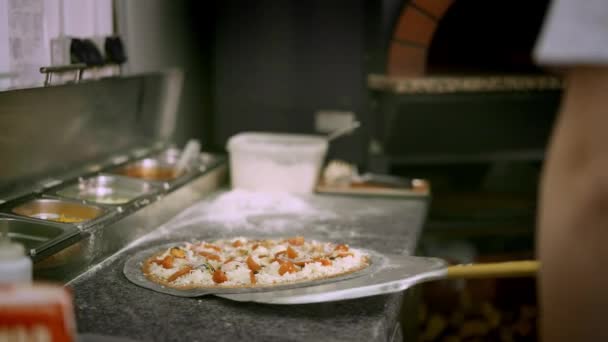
top-left (70, 190), bottom-right (428, 342)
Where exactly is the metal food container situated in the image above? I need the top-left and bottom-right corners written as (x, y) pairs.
top-left (54, 174), bottom-right (158, 205)
top-left (0, 70), bottom-right (229, 283)
top-left (0, 217), bottom-right (80, 262)
top-left (11, 198), bottom-right (105, 224)
top-left (109, 148), bottom-right (195, 182)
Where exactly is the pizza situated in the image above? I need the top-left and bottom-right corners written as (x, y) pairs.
top-left (142, 237), bottom-right (370, 289)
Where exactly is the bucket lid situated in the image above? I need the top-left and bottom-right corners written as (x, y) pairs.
top-left (227, 132), bottom-right (328, 155)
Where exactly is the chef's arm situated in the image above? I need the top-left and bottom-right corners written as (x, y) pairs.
top-left (539, 67), bottom-right (608, 341)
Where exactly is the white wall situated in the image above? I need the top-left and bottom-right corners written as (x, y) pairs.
top-left (0, 0), bottom-right (10, 89)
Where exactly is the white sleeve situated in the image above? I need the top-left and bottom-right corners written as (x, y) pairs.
top-left (535, 0), bottom-right (608, 66)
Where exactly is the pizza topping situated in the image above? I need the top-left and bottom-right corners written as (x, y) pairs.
top-left (221, 260), bottom-right (242, 272)
top-left (170, 247), bottom-right (186, 258)
top-left (200, 262), bottom-right (215, 274)
top-left (154, 255), bottom-right (174, 269)
top-left (314, 258), bottom-right (332, 266)
top-left (278, 261), bottom-right (298, 275)
top-left (294, 257), bottom-right (332, 267)
top-left (313, 245), bottom-right (325, 254)
top-left (293, 260), bottom-right (307, 267)
top-left (145, 237), bottom-right (369, 288)
top-left (212, 270), bottom-right (228, 283)
top-left (199, 251), bottom-right (221, 261)
top-left (203, 243), bottom-right (221, 252)
top-left (335, 244), bottom-right (349, 252)
top-left (251, 246), bottom-right (269, 257)
top-left (287, 236), bottom-right (305, 246)
top-left (167, 266), bottom-right (193, 282)
top-left (286, 246), bottom-right (298, 259)
top-left (246, 255), bottom-right (261, 272)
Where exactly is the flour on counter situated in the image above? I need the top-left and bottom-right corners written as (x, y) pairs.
top-left (169, 189), bottom-right (336, 231)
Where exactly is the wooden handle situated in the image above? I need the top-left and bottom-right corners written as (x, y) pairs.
top-left (446, 260), bottom-right (539, 279)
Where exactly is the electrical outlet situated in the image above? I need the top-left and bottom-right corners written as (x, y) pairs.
top-left (315, 110), bottom-right (356, 133)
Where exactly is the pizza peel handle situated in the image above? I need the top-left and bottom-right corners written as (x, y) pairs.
top-left (446, 260), bottom-right (539, 279)
top-left (218, 258), bottom-right (539, 304)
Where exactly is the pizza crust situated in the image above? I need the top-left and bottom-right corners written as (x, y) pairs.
top-left (142, 237), bottom-right (370, 290)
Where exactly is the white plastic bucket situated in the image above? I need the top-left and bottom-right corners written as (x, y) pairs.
top-left (227, 132), bottom-right (328, 193)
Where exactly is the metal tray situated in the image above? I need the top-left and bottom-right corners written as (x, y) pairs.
top-left (53, 174), bottom-right (158, 205)
top-left (109, 148), bottom-right (193, 182)
top-left (0, 216), bottom-right (80, 262)
top-left (123, 242), bottom-right (386, 298)
top-left (10, 198), bottom-right (106, 224)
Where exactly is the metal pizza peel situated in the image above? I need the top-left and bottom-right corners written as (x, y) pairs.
top-left (123, 243), bottom-right (538, 304)
top-left (217, 257), bottom-right (538, 304)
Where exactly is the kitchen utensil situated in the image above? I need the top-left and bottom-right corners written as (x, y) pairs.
top-left (327, 121), bottom-right (360, 142)
top-left (218, 258), bottom-right (538, 304)
top-left (175, 139), bottom-right (201, 176)
top-left (104, 36), bottom-right (128, 65)
top-left (354, 173), bottom-right (412, 188)
top-left (123, 242), bottom-right (537, 304)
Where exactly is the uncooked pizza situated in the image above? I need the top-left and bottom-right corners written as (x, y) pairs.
top-left (143, 237), bottom-right (370, 289)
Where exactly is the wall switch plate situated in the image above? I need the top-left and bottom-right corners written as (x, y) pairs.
top-left (315, 110), bottom-right (356, 133)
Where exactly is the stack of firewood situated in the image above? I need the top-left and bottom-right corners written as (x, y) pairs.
top-left (418, 278), bottom-right (537, 341)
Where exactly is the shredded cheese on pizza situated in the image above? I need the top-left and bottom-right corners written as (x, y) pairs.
top-left (143, 237), bottom-right (369, 288)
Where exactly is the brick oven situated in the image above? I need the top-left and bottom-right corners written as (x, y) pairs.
top-left (378, 1), bottom-right (554, 339)
top-left (369, 0), bottom-right (560, 186)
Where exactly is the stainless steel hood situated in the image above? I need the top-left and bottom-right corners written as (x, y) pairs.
top-left (0, 70), bottom-right (182, 202)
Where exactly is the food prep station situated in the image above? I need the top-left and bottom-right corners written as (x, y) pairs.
top-left (0, 70), bottom-right (430, 342)
top-left (70, 191), bottom-right (428, 342)
top-left (0, 71), bottom-right (226, 283)
top-left (0, 145), bottom-right (226, 282)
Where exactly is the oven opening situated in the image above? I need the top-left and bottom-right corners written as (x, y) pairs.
top-left (387, 0), bottom-right (553, 77)
top-left (427, 0), bottom-right (551, 75)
